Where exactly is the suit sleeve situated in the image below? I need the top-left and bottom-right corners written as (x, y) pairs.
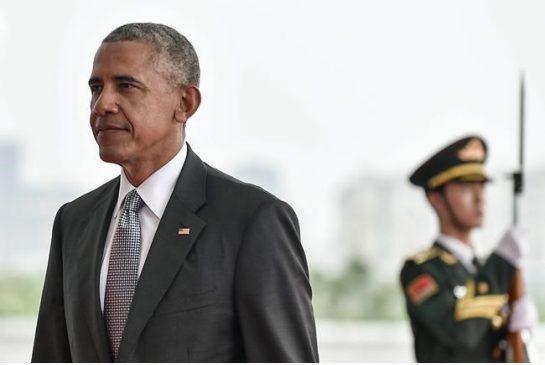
top-left (400, 259), bottom-right (502, 351)
top-left (32, 205), bottom-right (72, 362)
top-left (234, 200), bottom-right (319, 362)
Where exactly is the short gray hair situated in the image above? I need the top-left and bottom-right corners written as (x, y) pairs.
top-left (103, 22), bottom-right (200, 87)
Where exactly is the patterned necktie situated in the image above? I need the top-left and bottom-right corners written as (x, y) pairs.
top-left (104, 189), bottom-right (144, 361)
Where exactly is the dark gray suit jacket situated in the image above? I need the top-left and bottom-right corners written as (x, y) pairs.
top-left (32, 145), bottom-right (319, 362)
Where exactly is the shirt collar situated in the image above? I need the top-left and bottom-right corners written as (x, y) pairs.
top-left (113, 142), bottom-right (188, 219)
top-left (437, 234), bottom-right (477, 273)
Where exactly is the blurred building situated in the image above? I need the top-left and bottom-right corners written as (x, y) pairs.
top-left (0, 142), bottom-right (19, 195)
top-left (339, 174), bottom-right (434, 283)
top-left (0, 141), bottom-right (79, 272)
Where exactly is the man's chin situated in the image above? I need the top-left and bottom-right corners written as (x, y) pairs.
top-left (98, 149), bottom-right (125, 165)
top-left (472, 219), bottom-right (484, 229)
top-left (462, 217), bottom-right (483, 230)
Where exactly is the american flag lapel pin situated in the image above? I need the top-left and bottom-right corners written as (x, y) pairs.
top-left (178, 227), bottom-right (191, 236)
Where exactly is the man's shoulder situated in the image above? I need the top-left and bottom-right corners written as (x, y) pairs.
top-left (401, 244), bottom-right (459, 279)
top-left (405, 245), bottom-right (458, 266)
top-left (63, 176), bottom-right (119, 212)
top-left (205, 164), bottom-right (282, 206)
top-left (199, 163), bottom-right (302, 224)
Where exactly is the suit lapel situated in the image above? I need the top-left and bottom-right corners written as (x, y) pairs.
top-left (117, 145), bottom-right (208, 362)
top-left (77, 178), bottom-right (119, 362)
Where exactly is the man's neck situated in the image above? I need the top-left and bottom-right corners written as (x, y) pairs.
top-left (439, 226), bottom-right (472, 245)
top-left (121, 141), bottom-right (184, 187)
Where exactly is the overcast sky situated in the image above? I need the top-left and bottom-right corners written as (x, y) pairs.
top-left (2, 0), bottom-right (545, 268)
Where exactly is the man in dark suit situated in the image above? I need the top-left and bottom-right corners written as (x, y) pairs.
top-left (400, 135), bottom-right (536, 362)
top-left (32, 22), bottom-right (319, 362)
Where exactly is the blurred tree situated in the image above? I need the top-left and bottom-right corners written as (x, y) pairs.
top-left (0, 274), bottom-right (42, 316)
top-left (311, 260), bottom-right (407, 320)
top-left (312, 261), bottom-right (545, 322)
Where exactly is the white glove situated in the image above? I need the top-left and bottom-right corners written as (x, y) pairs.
top-left (509, 296), bottom-right (539, 332)
top-left (494, 227), bottom-right (528, 268)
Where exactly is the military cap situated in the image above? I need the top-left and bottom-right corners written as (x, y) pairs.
top-left (409, 135), bottom-right (490, 190)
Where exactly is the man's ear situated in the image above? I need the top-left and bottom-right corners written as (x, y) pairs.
top-left (426, 190), bottom-right (444, 214)
top-left (175, 85), bottom-right (201, 123)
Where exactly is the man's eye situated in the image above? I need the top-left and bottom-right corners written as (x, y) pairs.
top-left (119, 83), bottom-right (136, 90)
top-left (89, 85), bottom-right (102, 94)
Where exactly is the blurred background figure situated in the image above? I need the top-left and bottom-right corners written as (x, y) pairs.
top-left (401, 135), bottom-right (537, 362)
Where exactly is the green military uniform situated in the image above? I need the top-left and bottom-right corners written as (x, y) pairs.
top-left (401, 244), bottom-right (516, 362)
top-left (401, 135), bottom-right (517, 362)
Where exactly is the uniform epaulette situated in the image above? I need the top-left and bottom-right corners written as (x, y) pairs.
top-left (408, 247), bottom-right (440, 264)
top-left (408, 247), bottom-right (458, 265)
top-left (439, 251), bottom-right (458, 265)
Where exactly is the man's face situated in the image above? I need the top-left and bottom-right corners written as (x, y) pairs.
top-left (88, 41), bottom-right (182, 169)
top-left (441, 181), bottom-right (486, 229)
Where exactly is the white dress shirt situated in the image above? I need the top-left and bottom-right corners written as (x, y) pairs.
top-left (437, 234), bottom-right (478, 274)
top-left (99, 143), bottom-right (188, 310)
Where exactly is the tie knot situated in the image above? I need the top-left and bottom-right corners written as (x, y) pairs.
top-left (122, 189), bottom-right (144, 213)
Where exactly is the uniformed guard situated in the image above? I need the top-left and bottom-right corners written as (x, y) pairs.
top-left (400, 135), bottom-right (537, 362)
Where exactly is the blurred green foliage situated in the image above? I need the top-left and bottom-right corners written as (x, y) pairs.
top-left (2, 266), bottom-right (545, 322)
top-left (0, 273), bottom-right (43, 316)
top-left (533, 292), bottom-right (545, 323)
top-left (311, 260), bottom-right (405, 320)
top-left (312, 259), bottom-right (545, 322)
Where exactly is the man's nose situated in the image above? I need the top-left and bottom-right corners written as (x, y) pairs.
top-left (91, 88), bottom-right (119, 116)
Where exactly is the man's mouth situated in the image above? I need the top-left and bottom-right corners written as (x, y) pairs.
top-left (96, 125), bottom-right (127, 134)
